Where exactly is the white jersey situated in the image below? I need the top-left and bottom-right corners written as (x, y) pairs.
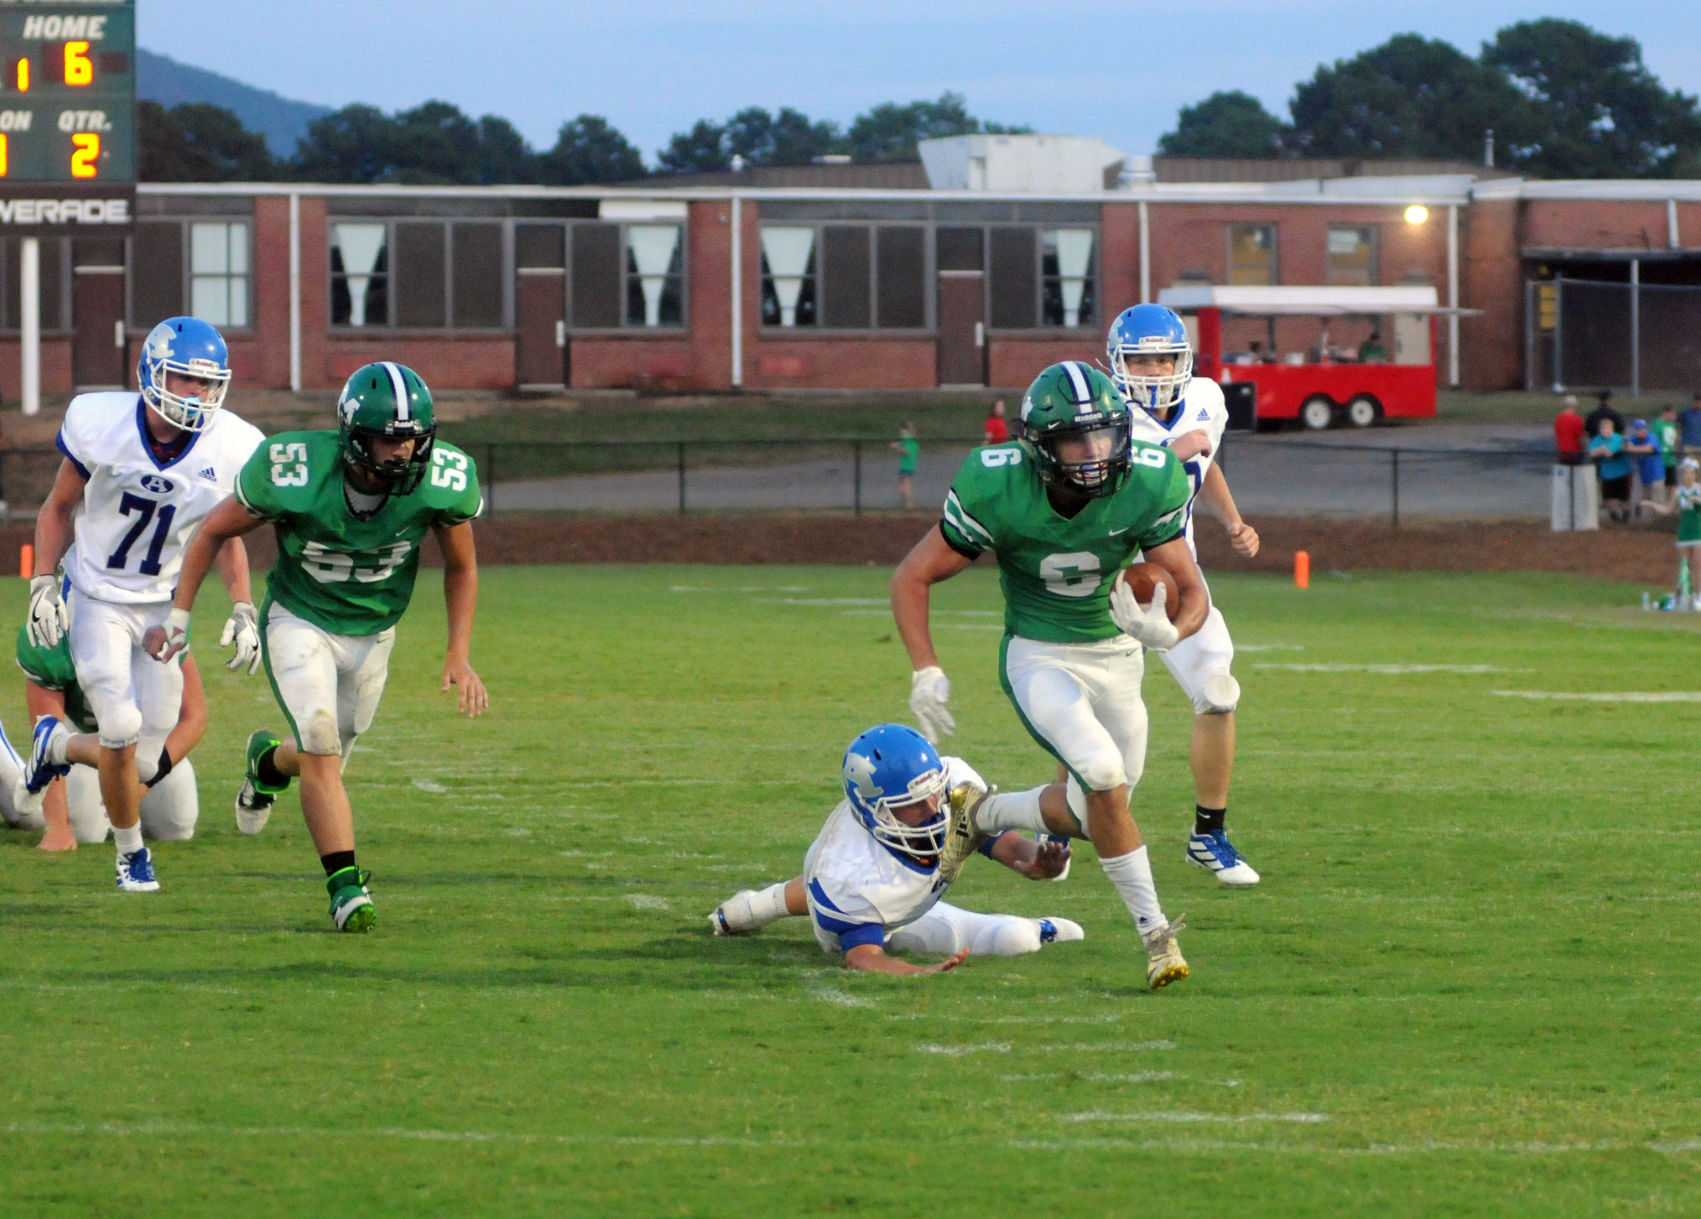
top-left (802, 755), bottom-right (983, 952)
top-left (57, 393), bottom-right (263, 604)
top-left (1127, 376), bottom-right (1227, 555)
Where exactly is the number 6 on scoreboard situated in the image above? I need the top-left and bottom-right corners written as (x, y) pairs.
top-left (71, 133), bottom-right (98, 178)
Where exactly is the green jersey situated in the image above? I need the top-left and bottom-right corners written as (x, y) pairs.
top-left (939, 440), bottom-right (1189, 643)
top-left (1678, 483), bottom-right (1701, 545)
top-left (14, 624), bottom-right (96, 732)
top-left (1656, 418), bottom-right (1680, 466)
top-left (235, 431), bottom-right (482, 636)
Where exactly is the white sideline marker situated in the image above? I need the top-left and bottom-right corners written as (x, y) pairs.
top-left (1064, 1110), bottom-right (1330, 1125)
top-left (1256, 663), bottom-right (1512, 674)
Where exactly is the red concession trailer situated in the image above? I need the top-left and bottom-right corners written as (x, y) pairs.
top-left (1157, 285), bottom-right (1451, 430)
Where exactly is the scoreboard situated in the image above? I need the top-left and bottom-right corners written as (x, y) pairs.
top-left (0, 0), bottom-right (134, 235)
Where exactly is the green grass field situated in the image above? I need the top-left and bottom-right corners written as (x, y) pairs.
top-left (3, 565), bottom-right (1700, 1216)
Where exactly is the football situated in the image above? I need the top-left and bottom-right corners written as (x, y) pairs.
top-left (1115, 560), bottom-right (1180, 622)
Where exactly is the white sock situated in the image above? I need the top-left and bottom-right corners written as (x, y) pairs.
top-left (973, 785), bottom-right (1049, 835)
top-left (719, 882), bottom-right (790, 932)
top-left (45, 724), bottom-right (69, 766)
top-left (1100, 846), bottom-right (1166, 940)
top-left (113, 823), bottom-right (144, 855)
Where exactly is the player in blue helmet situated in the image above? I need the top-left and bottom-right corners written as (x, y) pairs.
top-left (28, 316), bottom-right (262, 892)
top-left (1103, 303), bottom-right (1263, 887)
top-left (137, 316), bottom-right (232, 433)
top-left (709, 723), bottom-right (1081, 975)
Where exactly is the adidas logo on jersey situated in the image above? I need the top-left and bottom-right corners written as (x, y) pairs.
top-left (197, 466), bottom-right (217, 481)
top-left (1196, 409), bottom-right (1210, 420)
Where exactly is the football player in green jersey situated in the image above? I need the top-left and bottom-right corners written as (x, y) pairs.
top-left (891, 361), bottom-right (1210, 989)
top-left (147, 362), bottom-right (487, 932)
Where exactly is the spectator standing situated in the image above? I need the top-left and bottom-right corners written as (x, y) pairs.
top-left (1589, 418), bottom-right (1633, 523)
top-left (982, 400), bottom-right (1009, 445)
top-left (1680, 391), bottom-right (1701, 458)
top-left (891, 421), bottom-right (920, 510)
top-left (1625, 419), bottom-right (1663, 515)
top-left (1553, 395), bottom-right (1586, 465)
top-left (1653, 405), bottom-right (1681, 506)
top-left (1584, 389), bottom-right (1623, 439)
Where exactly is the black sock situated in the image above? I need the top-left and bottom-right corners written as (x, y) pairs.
top-left (1194, 805), bottom-right (1226, 836)
top-left (321, 850), bottom-right (357, 878)
top-left (256, 747), bottom-right (287, 788)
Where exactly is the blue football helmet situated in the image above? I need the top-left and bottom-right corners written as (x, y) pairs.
top-left (841, 723), bottom-right (949, 861)
top-left (1107, 304), bottom-right (1193, 416)
top-left (138, 317), bottom-right (231, 432)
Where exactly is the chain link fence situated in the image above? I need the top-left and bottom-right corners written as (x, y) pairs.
top-left (0, 435), bottom-right (1574, 525)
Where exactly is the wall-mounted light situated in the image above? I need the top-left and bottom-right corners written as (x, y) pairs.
top-left (1404, 204), bottom-right (1430, 225)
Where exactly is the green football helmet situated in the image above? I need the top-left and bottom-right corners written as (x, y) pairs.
top-left (336, 361), bottom-right (437, 494)
top-left (1017, 360), bottom-right (1133, 497)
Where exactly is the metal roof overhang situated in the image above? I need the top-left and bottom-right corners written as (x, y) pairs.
top-left (1523, 247), bottom-right (1701, 263)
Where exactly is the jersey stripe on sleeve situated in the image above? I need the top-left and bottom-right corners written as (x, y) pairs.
top-left (941, 489), bottom-right (994, 555)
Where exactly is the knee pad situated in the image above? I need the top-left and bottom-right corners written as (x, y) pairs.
top-left (1193, 672), bottom-right (1241, 716)
top-left (299, 709), bottom-right (343, 757)
top-left (95, 702), bottom-right (142, 750)
top-left (1074, 751), bottom-right (1127, 796)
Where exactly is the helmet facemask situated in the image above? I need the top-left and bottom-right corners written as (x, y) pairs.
top-left (342, 424), bottom-right (435, 495)
top-left (1028, 416), bottom-right (1132, 498)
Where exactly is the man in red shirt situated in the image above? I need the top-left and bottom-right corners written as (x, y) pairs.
top-left (1554, 394), bottom-right (1586, 465)
top-left (982, 400), bottom-right (1009, 445)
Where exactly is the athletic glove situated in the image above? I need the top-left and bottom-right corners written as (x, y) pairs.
top-left (26, 574), bottom-right (66, 649)
top-left (1109, 579), bottom-right (1179, 652)
top-left (908, 665), bottom-right (955, 743)
top-left (220, 601), bottom-right (261, 675)
top-left (150, 607), bottom-right (191, 663)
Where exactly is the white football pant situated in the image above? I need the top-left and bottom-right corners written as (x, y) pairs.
top-left (264, 603), bottom-right (395, 759)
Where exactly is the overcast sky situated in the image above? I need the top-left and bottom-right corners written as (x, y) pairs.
top-left (139, 0), bottom-right (1701, 160)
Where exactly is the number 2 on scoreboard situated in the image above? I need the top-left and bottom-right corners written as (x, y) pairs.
top-left (71, 133), bottom-right (98, 178)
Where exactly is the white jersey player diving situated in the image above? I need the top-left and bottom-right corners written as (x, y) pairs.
top-left (1107, 303), bottom-right (1262, 886)
top-left (709, 724), bottom-right (1081, 975)
top-left (27, 316), bottom-right (263, 892)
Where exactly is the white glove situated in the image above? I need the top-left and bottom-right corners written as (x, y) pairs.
top-left (220, 601), bottom-right (262, 675)
top-left (908, 665), bottom-right (956, 743)
top-left (1110, 579), bottom-right (1180, 652)
top-left (150, 607), bottom-right (191, 663)
top-left (26, 574), bottom-right (66, 649)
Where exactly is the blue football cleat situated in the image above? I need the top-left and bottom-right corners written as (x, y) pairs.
top-left (117, 846), bottom-right (160, 892)
top-left (1187, 829), bottom-right (1260, 887)
top-left (25, 715), bottom-right (69, 794)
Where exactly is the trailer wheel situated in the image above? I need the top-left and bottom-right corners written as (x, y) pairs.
top-left (1345, 395), bottom-right (1382, 428)
top-left (1300, 395), bottom-right (1337, 431)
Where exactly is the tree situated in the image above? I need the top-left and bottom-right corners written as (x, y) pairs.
top-left (389, 100), bottom-right (485, 184)
top-left (658, 119), bottom-right (730, 173)
top-left (723, 105), bottom-right (843, 166)
top-left (290, 104), bottom-right (402, 182)
top-left (1483, 19), bottom-right (1701, 178)
top-left (536, 115), bottom-right (646, 184)
top-left (1290, 34), bottom-right (1538, 161)
top-left (139, 101), bottom-right (274, 181)
top-left (846, 91), bottom-right (983, 162)
top-left (1158, 91), bottom-right (1292, 157)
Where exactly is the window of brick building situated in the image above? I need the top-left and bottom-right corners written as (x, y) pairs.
top-left (330, 222), bottom-right (388, 327)
top-left (759, 222), bottom-right (924, 331)
top-left (1228, 223), bottom-right (1277, 285)
top-left (1041, 228), bottom-right (1095, 328)
top-left (189, 221), bottom-right (249, 328)
top-left (1327, 225), bottom-right (1377, 286)
top-left (623, 224), bottom-right (684, 327)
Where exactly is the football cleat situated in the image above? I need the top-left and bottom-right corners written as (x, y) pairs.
top-left (1142, 914), bottom-right (1189, 991)
top-left (1187, 830), bottom-right (1260, 887)
top-left (235, 730), bottom-right (287, 835)
top-left (24, 715), bottom-right (70, 794)
top-left (1038, 832), bottom-right (1073, 882)
top-left (936, 781), bottom-right (992, 886)
top-left (1037, 917), bottom-right (1084, 945)
top-left (709, 890), bottom-right (761, 936)
top-left (116, 847), bottom-right (160, 892)
top-left (326, 866), bottom-right (375, 932)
